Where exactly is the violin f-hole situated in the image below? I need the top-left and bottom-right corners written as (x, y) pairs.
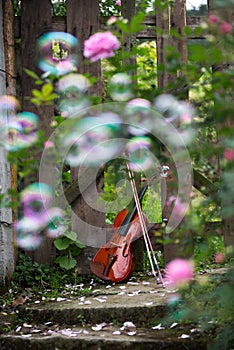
top-left (103, 253), bottom-right (117, 277)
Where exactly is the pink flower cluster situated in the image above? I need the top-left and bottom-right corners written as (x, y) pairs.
top-left (208, 15), bottom-right (232, 34)
top-left (84, 31), bottom-right (120, 62)
top-left (164, 258), bottom-right (194, 287)
top-left (116, 0), bottom-right (121, 6)
top-left (224, 148), bottom-right (234, 162)
top-left (214, 252), bottom-right (225, 263)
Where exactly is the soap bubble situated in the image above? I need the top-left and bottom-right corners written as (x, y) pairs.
top-left (37, 32), bottom-right (78, 75)
top-left (0, 112), bottom-right (39, 151)
top-left (16, 232), bottom-right (43, 251)
top-left (64, 113), bottom-right (123, 166)
top-left (16, 183), bottom-right (65, 250)
top-left (45, 207), bottom-right (65, 238)
top-left (154, 94), bottom-right (180, 124)
top-left (57, 73), bottom-right (90, 117)
top-left (125, 136), bottom-right (153, 171)
top-left (21, 182), bottom-right (52, 216)
top-left (0, 95), bottom-right (20, 122)
top-left (160, 165), bottom-right (170, 178)
top-left (109, 73), bottom-right (133, 101)
top-left (124, 98), bottom-right (153, 135)
top-left (153, 94), bottom-right (195, 145)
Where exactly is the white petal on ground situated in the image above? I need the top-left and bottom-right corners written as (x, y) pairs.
top-left (152, 323), bottom-right (165, 330)
top-left (93, 297), bottom-right (107, 303)
top-left (179, 334), bottom-right (190, 338)
top-left (170, 322), bottom-right (178, 328)
top-left (127, 331), bottom-right (137, 336)
top-left (92, 322), bottom-right (107, 331)
top-left (112, 331), bottom-right (121, 335)
top-left (123, 321), bottom-right (136, 328)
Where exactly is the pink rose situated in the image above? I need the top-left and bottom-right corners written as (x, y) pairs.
top-left (224, 148), bottom-right (234, 161)
top-left (116, 0), bottom-right (121, 6)
top-left (208, 15), bottom-right (219, 25)
top-left (165, 258), bottom-right (194, 287)
top-left (219, 21), bottom-right (232, 34)
top-left (84, 31), bottom-right (120, 62)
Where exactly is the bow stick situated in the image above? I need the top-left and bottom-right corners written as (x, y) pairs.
top-left (126, 163), bottom-right (165, 287)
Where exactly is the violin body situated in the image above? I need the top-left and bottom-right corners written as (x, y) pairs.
top-left (90, 207), bottom-right (148, 283)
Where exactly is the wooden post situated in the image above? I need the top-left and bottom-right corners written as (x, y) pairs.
top-left (21, 0), bottom-right (53, 140)
top-left (2, 0), bottom-right (18, 268)
top-left (0, 0), bottom-right (14, 287)
top-left (20, 0), bottom-right (55, 265)
top-left (155, 1), bottom-right (171, 89)
top-left (155, 0), bottom-right (190, 264)
top-left (66, 0), bottom-right (105, 273)
top-left (208, 0), bottom-right (234, 251)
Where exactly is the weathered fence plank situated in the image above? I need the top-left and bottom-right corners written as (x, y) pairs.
top-left (14, 16), bottom-right (206, 40)
top-left (0, 0), bottom-right (14, 287)
top-left (20, 0), bottom-right (55, 265)
top-left (66, 0), bottom-right (105, 274)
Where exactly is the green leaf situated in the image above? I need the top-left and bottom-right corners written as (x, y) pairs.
top-left (42, 83), bottom-right (53, 97)
top-left (24, 68), bottom-right (41, 81)
top-left (116, 20), bottom-right (129, 33)
top-left (56, 256), bottom-right (77, 270)
top-left (189, 44), bottom-right (206, 62)
top-left (64, 231), bottom-right (77, 241)
top-left (32, 89), bottom-right (42, 98)
top-left (183, 26), bottom-right (191, 37)
top-left (54, 237), bottom-right (71, 250)
top-left (129, 12), bottom-right (145, 33)
top-left (75, 240), bottom-right (86, 249)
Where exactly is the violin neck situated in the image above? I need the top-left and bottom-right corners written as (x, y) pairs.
top-left (118, 184), bottom-right (148, 236)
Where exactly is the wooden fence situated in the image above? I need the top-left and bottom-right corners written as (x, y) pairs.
top-left (10, 1), bottom-right (211, 267)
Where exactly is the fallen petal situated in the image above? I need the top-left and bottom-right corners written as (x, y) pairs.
top-left (128, 331), bottom-right (137, 336)
top-left (124, 321), bottom-right (136, 328)
top-left (170, 322), bottom-right (178, 328)
top-left (179, 334), bottom-right (190, 339)
top-left (112, 331), bottom-right (121, 335)
top-left (152, 323), bottom-right (165, 330)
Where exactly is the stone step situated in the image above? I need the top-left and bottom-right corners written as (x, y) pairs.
top-left (19, 291), bottom-right (168, 327)
top-left (0, 275), bottom-right (216, 349)
top-left (0, 326), bottom-right (208, 350)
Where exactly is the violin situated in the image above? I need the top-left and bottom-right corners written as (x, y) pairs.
top-left (90, 185), bottom-right (149, 283)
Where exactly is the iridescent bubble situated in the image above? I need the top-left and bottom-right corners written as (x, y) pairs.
top-left (16, 232), bottom-right (43, 251)
top-left (154, 94), bottom-right (195, 145)
top-left (16, 215), bottom-right (48, 234)
top-left (46, 207), bottom-right (65, 238)
top-left (124, 98), bottom-right (152, 135)
top-left (125, 136), bottom-right (153, 171)
top-left (37, 32), bottom-right (78, 75)
top-left (64, 113), bottom-right (123, 166)
top-left (0, 121), bottom-right (22, 151)
top-left (57, 73), bottom-right (90, 117)
top-left (21, 182), bottom-right (52, 217)
top-left (0, 95), bottom-right (20, 122)
top-left (160, 165), bottom-right (170, 178)
top-left (16, 183), bottom-right (64, 250)
top-left (0, 112), bottom-right (39, 151)
top-left (109, 73), bottom-right (133, 101)
top-left (153, 94), bottom-right (180, 124)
